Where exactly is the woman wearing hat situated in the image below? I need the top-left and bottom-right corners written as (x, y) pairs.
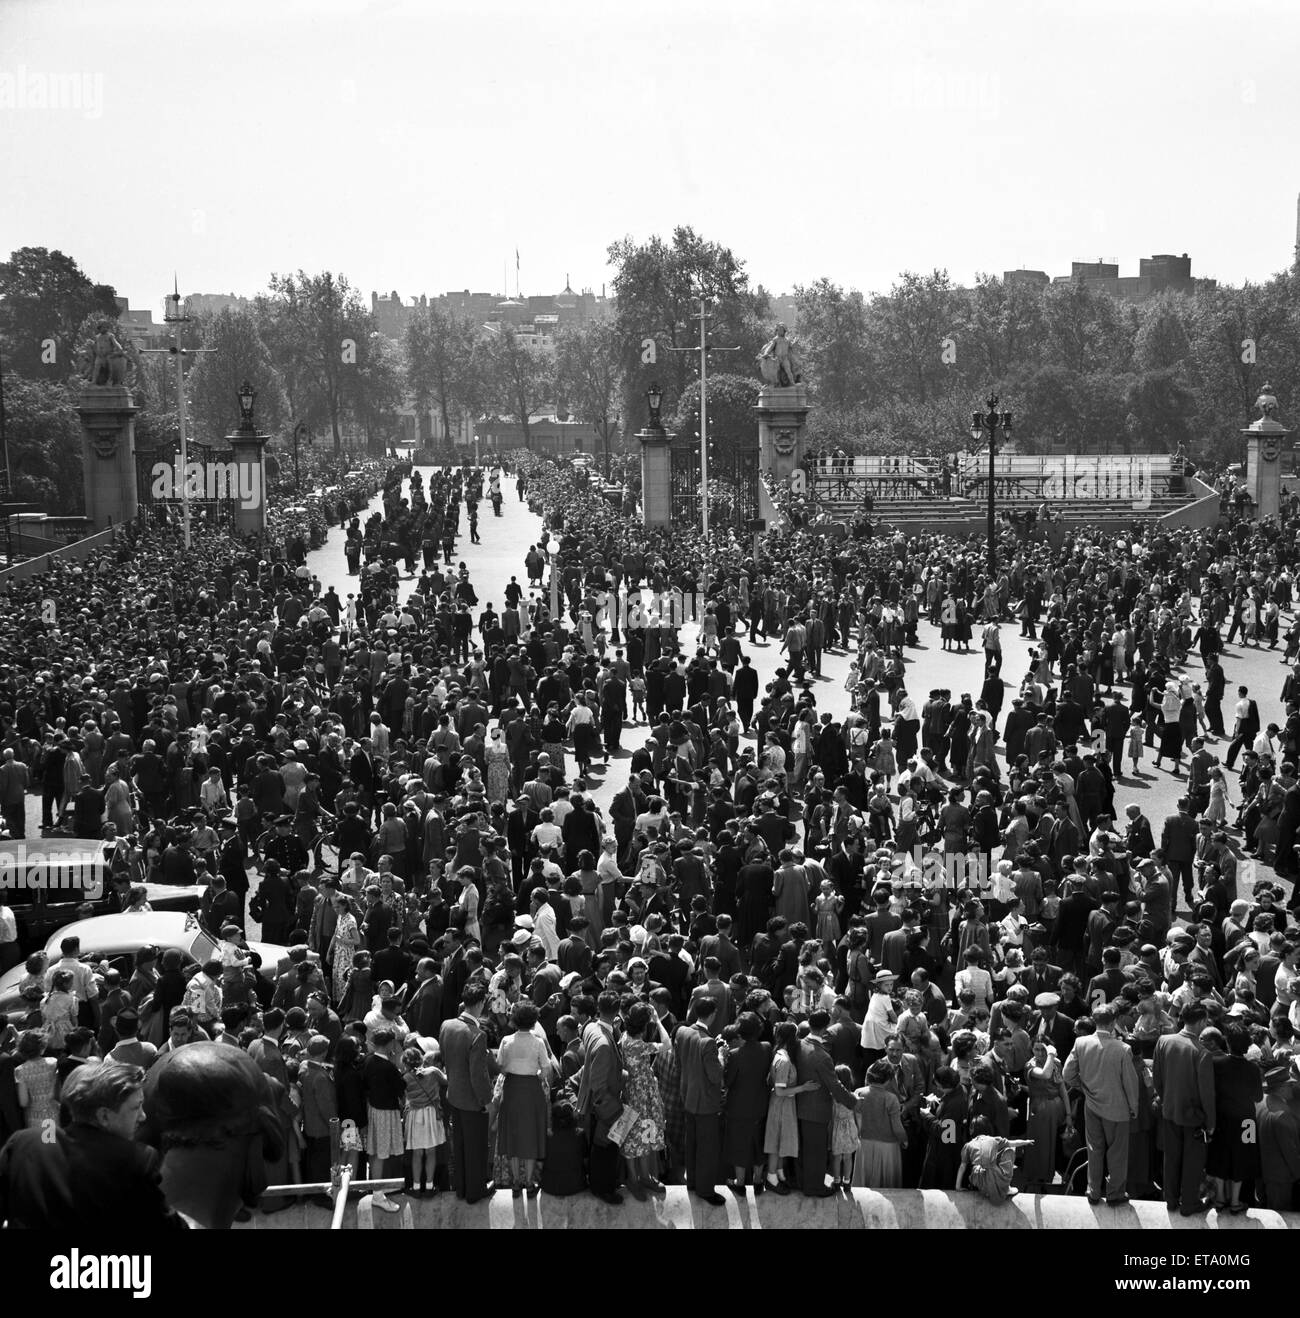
top-left (859, 971), bottom-right (899, 1068)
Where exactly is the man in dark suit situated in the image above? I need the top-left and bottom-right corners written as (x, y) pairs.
top-left (1152, 1001), bottom-right (1216, 1215)
top-left (733, 656), bottom-right (759, 732)
top-left (1256, 1065), bottom-right (1300, 1211)
top-left (372, 927), bottom-right (414, 992)
top-left (794, 1010), bottom-right (859, 1196)
top-left (825, 998), bottom-right (862, 1081)
top-left (884, 1032), bottom-right (927, 1184)
top-left (438, 981), bottom-right (496, 1203)
top-left (217, 817), bottom-right (250, 925)
top-left (577, 991), bottom-right (625, 1206)
top-left (440, 929), bottom-right (473, 1023)
top-left (0, 1060), bottom-right (185, 1229)
top-left (349, 738), bottom-right (378, 821)
top-left (676, 998), bottom-right (726, 1205)
top-left (609, 777), bottom-right (647, 869)
top-left (698, 915), bottom-right (743, 983)
top-left (406, 958), bottom-right (443, 1036)
top-left (1028, 992), bottom-right (1077, 1058)
top-left (1160, 797), bottom-right (1199, 913)
top-left (556, 918), bottom-right (594, 978)
top-left (199, 876), bottom-right (241, 937)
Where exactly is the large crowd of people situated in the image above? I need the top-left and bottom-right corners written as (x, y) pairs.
top-left (4, 441), bottom-right (1300, 1227)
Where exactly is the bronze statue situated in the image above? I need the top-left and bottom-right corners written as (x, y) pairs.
top-left (86, 321), bottom-right (124, 386)
top-left (759, 322), bottom-right (802, 387)
top-left (141, 1041), bottom-right (286, 1229)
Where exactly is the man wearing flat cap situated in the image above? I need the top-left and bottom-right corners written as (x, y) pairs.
top-left (1256, 1064), bottom-right (1300, 1211)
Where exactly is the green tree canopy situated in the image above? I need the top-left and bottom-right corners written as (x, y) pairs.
top-left (0, 246), bottom-right (118, 378)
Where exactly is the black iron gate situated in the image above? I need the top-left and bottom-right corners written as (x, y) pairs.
top-left (713, 447), bottom-right (759, 529)
top-left (670, 441), bottom-right (698, 526)
top-left (136, 440), bottom-right (238, 530)
top-left (669, 440), bottom-right (759, 531)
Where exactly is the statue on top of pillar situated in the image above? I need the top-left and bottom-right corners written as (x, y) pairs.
top-left (759, 322), bottom-right (803, 387)
top-left (80, 322), bottom-right (143, 388)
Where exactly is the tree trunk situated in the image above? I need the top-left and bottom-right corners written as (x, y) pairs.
top-left (439, 391), bottom-right (454, 453)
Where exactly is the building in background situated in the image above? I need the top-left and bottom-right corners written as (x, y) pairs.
top-left (1049, 253), bottom-right (1214, 300)
top-left (1003, 268), bottom-right (1051, 291)
top-left (112, 298), bottom-right (172, 347)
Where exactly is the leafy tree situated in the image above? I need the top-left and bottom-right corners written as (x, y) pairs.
top-left (953, 274), bottom-right (1047, 388)
top-left (869, 270), bottom-right (960, 406)
top-left (670, 373), bottom-right (759, 456)
top-left (403, 304), bottom-right (481, 446)
top-left (607, 226), bottom-right (769, 428)
top-left (1124, 368), bottom-right (1197, 453)
top-left (0, 247), bottom-right (118, 378)
top-left (185, 307), bottom-right (287, 444)
top-left (0, 375), bottom-right (83, 512)
top-left (793, 279), bottom-right (873, 411)
top-left (1133, 295), bottom-right (1192, 374)
top-left (1041, 280), bottom-right (1135, 376)
top-left (261, 271), bottom-right (369, 454)
top-left (346, 330), bottom-right (404, 452)
top-left (482, 326), bottom-right (550, 448)
top-left (554, 318), bottom-right (622, 474)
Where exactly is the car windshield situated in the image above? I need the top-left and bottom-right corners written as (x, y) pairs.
top-left (185, 923), bottom-right (220, 964)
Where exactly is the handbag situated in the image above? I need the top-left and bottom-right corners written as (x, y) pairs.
top-left (607, 1104), bottom-right (640, 1148)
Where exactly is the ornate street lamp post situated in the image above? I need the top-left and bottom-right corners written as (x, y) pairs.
top-left (970, 393), bottom-right (1013, 578)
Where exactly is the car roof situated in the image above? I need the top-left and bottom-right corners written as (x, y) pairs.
top-left (43, 911), bottom-right (214, 961)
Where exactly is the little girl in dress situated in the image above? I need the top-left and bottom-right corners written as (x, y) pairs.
top-left (814, 879), bottom-right (844, 956)
top-left (401, 1047), bottom-right (447, 1195)
top-left (1127, 712), bottom-right (1146, 776)
top-left (830, 1065), bottom-right (860, 1188)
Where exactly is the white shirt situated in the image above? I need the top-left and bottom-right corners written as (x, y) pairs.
top-left (859, 992), bottom-right (896, 1050)
top-left (44, 956), bottom-right (97, 1004)
top-left (533, 902), bottom-right (560, 958)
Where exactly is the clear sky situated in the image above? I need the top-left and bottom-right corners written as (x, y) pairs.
top-left (3, 0), bottom-right (1298, 309)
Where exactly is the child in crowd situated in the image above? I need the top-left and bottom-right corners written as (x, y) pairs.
top-left (1127, 712), bottom-right (1146, 776)
top-left (401, 1046), bottom-right (447, 1195)
top-left (829, 1064), bottom-right (860, 1188)
top-left (814, 878), bottom-right (844, 956)
top-left (956, 1116), bottom-right (1034, 1203)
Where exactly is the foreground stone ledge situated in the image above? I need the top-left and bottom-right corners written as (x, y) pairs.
top-left (237, 1189), bottom-right (1300, 1230)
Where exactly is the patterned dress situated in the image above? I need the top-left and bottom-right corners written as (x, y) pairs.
top-left (485, 741), bottom-right (512, 804)
top-left (17, 1058), bottom-right (58, 1130)
top-left (620, 1037), bottom-right (666, 1157)
top-left (763, 1053), bottom-right (800, 1158)
top-left (330, 911), bottom-right (361, 1006)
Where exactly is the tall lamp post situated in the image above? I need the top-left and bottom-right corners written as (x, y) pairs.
top-left (970, 393), bottom-right (1013, 578)
top-left (291, 420), bottom-right (308, 491)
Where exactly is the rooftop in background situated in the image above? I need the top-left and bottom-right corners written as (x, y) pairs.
top-left (369, 284), bottom-right (613, 338)
top-left (1045, 252), bottom-right (1215, 300)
